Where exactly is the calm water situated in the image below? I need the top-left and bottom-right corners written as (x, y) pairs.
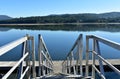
top-left (0, 25), bottom-right (120, 60)
top-left (0, 25), bottom-right (120, 79)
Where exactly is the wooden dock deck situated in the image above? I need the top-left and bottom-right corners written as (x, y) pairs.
top-left (0, 59), bottom-right (120, 73)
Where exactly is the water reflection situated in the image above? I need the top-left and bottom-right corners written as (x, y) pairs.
top-left (0, 24), bottom-right (120, 32)
top-left (0, 25), bottom-right (120, 60)
top-left (0, 25), bottom-right (120, 79)
top-left (0, 27), bottom-right (11, 31)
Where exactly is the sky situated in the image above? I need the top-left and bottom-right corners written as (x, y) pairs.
top-left (0, 0), bottom-right (120, 18)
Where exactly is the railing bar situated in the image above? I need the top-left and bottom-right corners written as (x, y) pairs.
top-left (88, 35), bottom-right (120, 51)
top-left (67, 57), bottom-right (69, 73)
top-left (2, 52), bottom-right (28, 79)
top-left (92, 65), bottom-right (106, 79)
top-left (62, 34), bottom-right (82, 64)
top-left (93, 51), bottom-right (120, 75)
top-left (71, 52), bottom-right (76, 75)
top-left (76, 51), bottom-right (79, 74)
top-left (38, 34), bottom-right (42, 77)
top-left (31, 36), bottom-right (36, 78)
top-left (18, 41), bottom-right (26, 79)
top-left (40, 36), bottom-right (53, 63)
top-left (42, 52), bottom-right (44, 76)
top-left (70, 34), bottom-right (82, 54)
top-left (64, 61), bottom-right (67, 73)
top-left (69, 55), bottom-right (72, 73)
top-left (41, 51), bottom-right (53, 65)
top-left (25, 36), bottom-right (31, 79)
top-left (92, 39), bottom-right (95, 78)
top-left (79, 35), bottom-right (83, 75)
top-left (62, 34), bottom-right (83, 75)
top-left (62, 62), bottom-right (65, 73)
top-left (20, 66), bottom-right (29, 79)
top-left (86, 36), bottom-right (89, 77)
top-left (96, 40), bottom-right (105, 76)
top-left (69, 59), bottom-right (71, 74)
top-left (41, 50), bottom-right (53, 65)
top-left (38, 35), bottom-right (53, 76)
top-left (76, 59), bottom-right (79, 74)
top-left (0, 37), bottom-right (27, 56)
top-left (44, 59), bottom-right (47, 75)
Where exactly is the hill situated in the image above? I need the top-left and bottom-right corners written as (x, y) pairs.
top-left (0, 12), bottom-right (120, 24)
top-left (0, 15), bottom-right (12, 21)
top-left (99, 12), bottom-right (120, 18)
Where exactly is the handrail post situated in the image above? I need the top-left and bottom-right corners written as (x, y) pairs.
top-left (92, 39), bottom-right (95, 79)
top-left (76, 40), bottom-right (80, 75)
top-left (43, 58), bottom-right (45, 76)
top-left (18, 41), bottom-right (26, 79)
top-left (18, 34), bottom-right (30, 79)
top-left (38, 34), bottom-right (42, 77)
top-left (26, 35), bottom-right (31, 79)
top-left (68, 57), bottom-right (71, 74)
top-left (70, 53), bottom-right (72, 74)
top-left (86, 36), bottom-right (89, 77)
top-left (65, 61), bottom-right (67, 74)
top-left (71, 51), bottom-right (76, 75)
top-left (41, 53), bottom-right (44, 76)
top-left (67, 57), bottom-right (69, 74)
top-left (95, 40), bottom-right (105, 77)
top-left (76, 59), bottom-right (78, 74)
top-left (62, 63), bottom-right (64, 73)
top-left (38, 34), bottom-right (53, 77)
top-left (45, 59), bottom-right (47, 75)
top-left (79, 34), bottom-right (83, 75)
top-left (31, 36), bottom-right (36, 78)
top-left (26, 34), bottom-right (31, 79)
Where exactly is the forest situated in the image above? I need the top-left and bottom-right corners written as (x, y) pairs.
top-left (0, 13), bottom-right (120, 24)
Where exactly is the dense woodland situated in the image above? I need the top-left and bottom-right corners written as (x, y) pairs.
top-left (0, 12), bottom-right (120, 24)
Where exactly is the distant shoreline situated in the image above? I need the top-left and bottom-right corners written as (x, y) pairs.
top-left (0, 23), bottom-right (120, 26)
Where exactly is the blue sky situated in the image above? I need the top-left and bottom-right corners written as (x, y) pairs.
top-left (0, 0), bottom-right (120, 17)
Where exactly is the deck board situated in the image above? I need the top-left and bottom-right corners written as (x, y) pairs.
top-left (0, 59), bottom-right (120, 73)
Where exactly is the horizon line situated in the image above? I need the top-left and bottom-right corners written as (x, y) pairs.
top-left (1, 11), bottom-right (120, 18)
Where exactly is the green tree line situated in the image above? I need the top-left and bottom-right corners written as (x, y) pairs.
top-left (0, 14), bottom-right (120, 24)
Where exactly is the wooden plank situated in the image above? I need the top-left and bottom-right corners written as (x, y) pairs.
top-left (0, 59), bottom-right (120, 73)
top-left (0, 59), bottom-right (120, 74)
top-left (0, 60), bottom-right (120, 67)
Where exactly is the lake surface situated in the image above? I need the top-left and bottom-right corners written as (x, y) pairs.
top-left (0, 24), bottom-right (120, 61)
top-left (0, 25), bottom-right (120, 79)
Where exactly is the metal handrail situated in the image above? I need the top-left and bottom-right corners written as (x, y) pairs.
top-left (0, 36), bottom-right (27, 56)
top-left (0, 34), bottom-right (53, 79)
top-left (2, 52), bottom-right (29, 79)
top-left (62, 34), bottom-right (83, 76)
top-left (86, 35), bottom-right (120, 79)
top-left (38, 34), bottom-right (53, 77)
top-left (1, 34), bottom-right (120, 79)
top-left (0, 35), bottom-right (36, 79)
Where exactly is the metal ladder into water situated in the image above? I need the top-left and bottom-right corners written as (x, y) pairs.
top-left (0, 34), bottom-right (53, 79)
top-left (62, 34), bottom-right (120, 79)
top-left (0, 34), bottom-right (120, 79)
